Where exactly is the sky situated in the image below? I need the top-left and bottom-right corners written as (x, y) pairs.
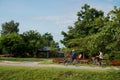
top-left (0, 0), bottom-right (120, 48)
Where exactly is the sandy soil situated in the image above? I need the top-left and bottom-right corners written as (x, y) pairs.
top-left (0, 61), bottom-right (120, 70)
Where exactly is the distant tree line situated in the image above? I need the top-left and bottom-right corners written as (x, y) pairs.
top-left (61, 4), bottom-right (120, 60)
top-left (0, 20), bottom-right (59, 57)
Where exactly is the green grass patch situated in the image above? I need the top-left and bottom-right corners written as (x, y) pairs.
top-left (0, 66), bottom-right (120, 80)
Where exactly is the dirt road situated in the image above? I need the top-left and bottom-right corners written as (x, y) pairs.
top-left (0, 61), bottom-right (120, 70)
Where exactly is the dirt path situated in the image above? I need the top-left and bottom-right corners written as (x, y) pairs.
top-left (0, 61), bottom-right (120, 70)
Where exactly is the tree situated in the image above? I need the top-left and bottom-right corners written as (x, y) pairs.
top-left (22, 31), bottom-right (59, 57)
top-left (0, 20), bottom-right (60, 57)
top-left (0, 33), bottom-right (25, 57)
top-left (61, 4), bottom-right (120, 59)
top-left (75, 4), bottom-right (104, 37)
top-left (42, 32), bottom-right (60, 51)
top-left (61, 4), bottom-right (105, 48)
top-left (22, 30), bottom-right (42, 57)
top-left (42, 33), bottom-right (53, 47)
top-left (1, 20), bottom-right (19, 35)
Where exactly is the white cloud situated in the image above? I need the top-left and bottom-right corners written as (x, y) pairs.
top-left (32, 15), bottom-right (76, 26)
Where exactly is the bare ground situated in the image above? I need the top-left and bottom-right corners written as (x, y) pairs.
top-left (0, 61), bottom-right (120, 70)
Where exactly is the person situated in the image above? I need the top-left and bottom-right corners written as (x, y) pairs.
top-left (72, 49), bottom-right (77, 64)
top-left (99, 51), bottom-right (104, 65)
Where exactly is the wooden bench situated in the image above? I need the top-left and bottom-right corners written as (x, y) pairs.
top-left (53, 58), bottom-right (65, 63)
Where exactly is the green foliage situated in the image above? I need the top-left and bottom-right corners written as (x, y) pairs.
top-left (0, 21), bottom-right (59, 57)
top-left (22, 31), bottom-right (59, 57)
top-left (22, 30), bottom-right (42, 57)
top-left (61, 4), bottom-right (105, 47)
top-left (0, 33), bottom-right (25, 56)
top-left (42, 32), bottom-right (53, 46)
top-left (1, 20), bottom-right (19, 35)
top-left (42, 32), bottom-right (59, 51)
top-left (61, 4), bottom-right (120, 59)
top-left (0, 66), bottom-right (120, 80)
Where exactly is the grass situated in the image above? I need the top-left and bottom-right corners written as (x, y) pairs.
top-left (0, 66), bottom-right (120, 80)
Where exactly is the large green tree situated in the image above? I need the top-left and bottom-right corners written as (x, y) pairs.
top-left (0, 20), bottom-right (60, 57)
top-left (22, 31), bottom-right (59, 57)
top-left (22, 30), bottom-right (42, 57)
top-left (0, 33), bottom-right (25, 57)
top-left (1, 20), bottom-right (19, 35)
top-left (61, 4), bottom-right (105, 48)
top-left (42, 32), bottom-right (59, 51)
top-left (42, 33), bottom-right (53, 47)
top-left (61, 4), bottom-right (120, 59)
